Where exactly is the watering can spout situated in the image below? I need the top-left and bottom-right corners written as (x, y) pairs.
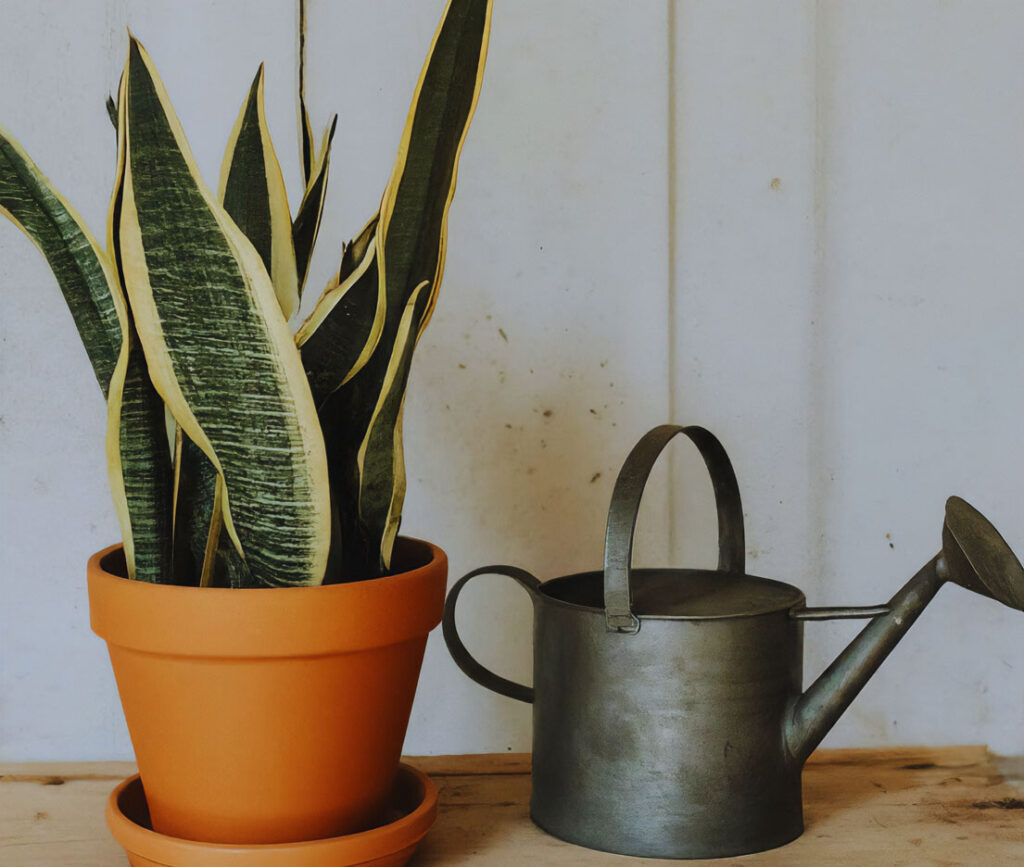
top-left (785, 497), bottom-right (1024, 766)
top-left (784, 555), bottom-right (944, 764)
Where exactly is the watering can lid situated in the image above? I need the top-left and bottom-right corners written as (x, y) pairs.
top-left (542, 567), bottom-right (805, 620)
top-left (622, 569), bottom-right (805, 618)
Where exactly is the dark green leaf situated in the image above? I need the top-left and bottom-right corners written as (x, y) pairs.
top-left (106, 96), bottom-right (173, 583)
top-left (318, 0), bottom-right (492, 575)
top-left (292, 115), bottom-right (337, 295)
top-left (220, 65), bottom-right (299, 319)
top-left (171, 432), bottom-right (252, 587)
top-left (297, 230), bottom-right (383, 407)
top-left (0, 128), bottom-right (122, 396)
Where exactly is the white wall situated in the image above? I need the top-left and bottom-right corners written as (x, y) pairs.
top-left (1, 1), bottom-right (1021, 761)
top-left (670, 1), bottom-right (1024, 755)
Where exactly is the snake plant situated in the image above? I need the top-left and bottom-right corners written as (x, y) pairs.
top-left (1, 0), bottom-right (492, 587)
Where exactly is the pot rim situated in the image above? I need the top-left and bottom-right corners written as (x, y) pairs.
top-left (105, 763), bottom-right (438, 865)
top-left (89, 536), bottom-right (448, 657)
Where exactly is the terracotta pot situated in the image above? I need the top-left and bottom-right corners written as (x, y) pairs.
top-left (88, 537), bottom-right (447, 845)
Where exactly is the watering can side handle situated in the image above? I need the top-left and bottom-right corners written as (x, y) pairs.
top-left (604, 424), bottom-right (745, 634)
top-left (442, 565), bottom-right (541, 704)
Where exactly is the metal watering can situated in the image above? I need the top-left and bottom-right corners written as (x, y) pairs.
top-left (443, 425), bottom-right (1024, 859)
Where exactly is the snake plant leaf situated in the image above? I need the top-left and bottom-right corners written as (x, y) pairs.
top-left (118, 37), bottom-right (330, 587)
top-left (377, 0), bottom-right (492, 335)
top-left (185, 457), bottom-right (250, 589)
top-left (296, 231), bottom-right (385, 406)
top-left (319, 282), bottom-right (429, 577)
top-left (299, 93), bottom-right (314, 188)
top-left (105, 321), bottom-right (174, 583)
top-left (338, 212), bottom-right (379, 285)
top-left (292, 115), bottom-right (337, 295)
top-left (0, 127), bottom-right (122, 396)
top-left (219, 65), bottom-right (299, 321)
top-left (197, 474), bottom-right (226, 587)
top-left (105, 81), bottom-right (173, 583)
top-left (355, 281), bottom-right (431, 569)
top-left (317, 0), bottom-right (492, 576)
top-left (170, 427), bottom-right (202, 584)
top-left (1, 119), bottom-right (170, 579)
top-left (297, 211), bottom-right (379, 405)
top-left (106, 95), bottom-right (118, 131)
top-left (297, 212), bottom-right (380, 413)
top-left (170, 431), bottom-right (252, 586)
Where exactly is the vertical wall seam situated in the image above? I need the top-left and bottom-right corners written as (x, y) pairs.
top-left (666, 0), bottom-right (679, 558)
top-left (809, 0), bottom-right (832, 580)
top-left (297, 0), bottom-right (306, 169)
top-left (105, 0), bottom-right (130, 97)
top-left (298, 0), bottom-right (307, 105)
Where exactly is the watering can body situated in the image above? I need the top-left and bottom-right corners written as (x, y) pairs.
top-left (531, 568), bottom-right (807, 858)
top-left (444, 425), bottom-right (1024, 859)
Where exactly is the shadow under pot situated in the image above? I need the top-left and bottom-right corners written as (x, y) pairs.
top-left (443, 424), bottom-right (1024, 860)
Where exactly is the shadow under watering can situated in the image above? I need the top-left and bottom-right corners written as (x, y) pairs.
top-left (443, 424), bottom-right (1024, 859)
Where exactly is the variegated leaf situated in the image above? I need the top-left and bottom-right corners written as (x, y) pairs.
top-left (319, 282), bottom-right (429, 577)
top-left (106, 79), bottom-right (173, 583)
top-left (338, 212), bottom-right (379, 286)
top-left (104, 321), bottom-right (174, 583)
top-left (354, 281), bottom-right (430, 568)
top-left (106, 95), bottom-right (118, 131)
top-left (299, 97), bottom-right (314, 188)
top-left (171, 431), bottom-right (252, 587)
top-left (219, 65), bottom-right (299, 320)
top-left (179, 65), bottom-right (299, 585)
top-left (208, 525), bottom-right (256, 587)
top-left (170, 427), bottom-right (205, 584)
top-left (377, 0), bottom-right (492, 334)
top-left (118, 37), bottom-right (330, 587)
top-left (296, 230), bottom-right (385, 406)
top-left (0, 127), bottom-right (122, 395)
top-left (292, 115), bottom-right (337, 295)
top-left (0, 120), bottom-right (171, 582)
top-left (318, 0), bottom-right (492, 575)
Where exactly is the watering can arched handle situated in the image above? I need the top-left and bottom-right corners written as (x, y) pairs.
top-left (442, 565), bottom-right (541, 703)
top-left (604, 425), bottom-right (745, 634)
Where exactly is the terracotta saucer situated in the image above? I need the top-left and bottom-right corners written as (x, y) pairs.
top-left (105, 763), bottom-right (438, 867)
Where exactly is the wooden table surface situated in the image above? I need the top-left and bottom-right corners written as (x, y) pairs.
top-left (2, 746), bottom-right (1022, 865)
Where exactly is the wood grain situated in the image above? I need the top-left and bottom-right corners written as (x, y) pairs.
top-left (1, 748), bottom-right (1021, 866)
